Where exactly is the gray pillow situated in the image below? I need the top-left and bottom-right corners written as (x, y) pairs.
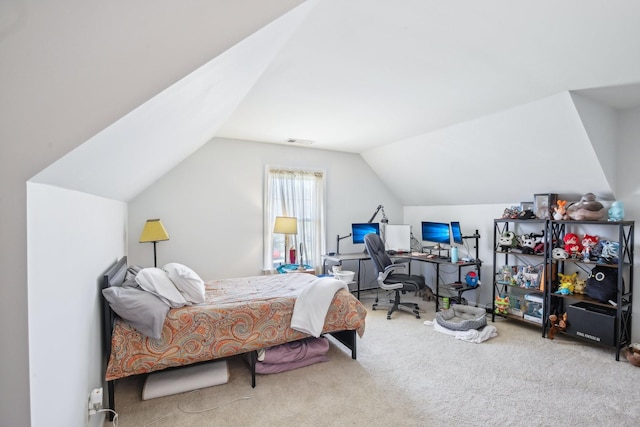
top-left (102, 286), bottom-right (170, 339)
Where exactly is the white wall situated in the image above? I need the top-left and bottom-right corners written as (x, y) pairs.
top-left (127, 138), bottom-right (402, 279)
top-left (27, 183), bottom-right (126, 427)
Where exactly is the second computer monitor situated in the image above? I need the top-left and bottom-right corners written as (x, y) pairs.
top-left (450, 221), bottom-right (463, 245)
top-left (421, 221), bottom-right (450, 246)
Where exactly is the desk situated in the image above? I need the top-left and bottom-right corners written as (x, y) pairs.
top-left (399, 254), bottom-right (481, 310)
top-left (322, 252), bottom-right (481, 306)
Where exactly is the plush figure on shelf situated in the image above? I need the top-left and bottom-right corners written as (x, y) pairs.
top-left (581, 234), bottom-right (599, 262)
top-left (574, 277), bottom-right (587, 294)
top-left (494, 294), bottom-right (510, 315)
top-left (563, 233), bottom-right (583, 259)
top-left (608, 201), bottom-right (624, 222)
top-left (529, 230), bottom-right (545, 254)
top-left (518, 210), bottom-right (536, 219)
top-left (519, 233), bottom-right (537, 254)
top-left (566, 193), bottom-right (607, 221)
top-left (600, 240), bottom-right (620, 264)
top-left (553, 200), bottom-right (569, 220)
top-left (548, 312), bottom-right (567, 340)
top-left (552, 247), bottom-right (569, 260)
top-left (465, 271), bottom-right (479, 287)
top-left (555, 272), bottom-right (578, 295)
top-left (498, 231), bottom-right (518, 252)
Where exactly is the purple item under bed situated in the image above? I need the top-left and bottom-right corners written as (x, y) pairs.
top-left (255, 336), bottom-right (330, 374)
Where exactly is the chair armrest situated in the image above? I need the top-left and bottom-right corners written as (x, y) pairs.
top-left (377, 264), bottom-right (405, 289)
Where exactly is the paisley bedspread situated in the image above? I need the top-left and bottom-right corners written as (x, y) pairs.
top-left (105, 273), bottom-right (367, 381)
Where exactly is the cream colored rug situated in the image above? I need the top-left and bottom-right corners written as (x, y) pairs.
top-left (108, 293), bottom-right (640, 426)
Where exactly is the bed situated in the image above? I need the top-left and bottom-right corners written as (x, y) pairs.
top-left (101, 257), bottom-right (367, 414)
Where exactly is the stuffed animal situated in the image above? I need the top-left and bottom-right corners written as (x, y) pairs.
top-left (555, 272), bottom-right (577, 295)
top-left (608, 201), bottom-right (624, 222)
top-left (574, 277), bottom-right (586, 294)
top-left (600, 240), bottom-right (620, 263)
top-left (581, 234), bottom-right (599, 261)
top-left (563, 233), bottom-right (583, 259)
top-left (552, 247), bottom-right (568, 260)
top-left (519, 233), bottom-right (537, 254)
top-left (553, 200), bottom-right (569, 220)
top-left (498, 231), bottom-right (518, 252)
top-left (494, 294), bottom-right (510, 315)
top-left (548, 312), bottom-right (567, 340)
top-left (566, 193), bottom-right (607, 221)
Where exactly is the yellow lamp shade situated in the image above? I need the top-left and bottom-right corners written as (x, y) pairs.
top-left (273, 216), bottom-right (297, 235)
top-left (139, 219), bottom-right (170, 243)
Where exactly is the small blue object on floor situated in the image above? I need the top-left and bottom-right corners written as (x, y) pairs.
top-left (142, 360), bottom-right (229, 400)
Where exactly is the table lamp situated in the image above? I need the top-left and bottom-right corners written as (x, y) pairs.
top-left (273, 216), bottom-right (297, 265)
top-left (139, 219), bottom-right (170, 267)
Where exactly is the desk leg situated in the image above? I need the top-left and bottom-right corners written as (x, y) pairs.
top-left (435, 264), bottom-right (440, 311)
top-left (356, 259), bottom-right (363, 300)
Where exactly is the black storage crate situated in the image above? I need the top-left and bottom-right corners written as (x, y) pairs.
top-left (566, 302), bottom-right (616, 346)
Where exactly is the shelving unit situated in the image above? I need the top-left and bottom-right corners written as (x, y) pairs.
top-left (546, 220), bottom-right (634, 360)
top-left (492, 219), bottom-right (549, 335)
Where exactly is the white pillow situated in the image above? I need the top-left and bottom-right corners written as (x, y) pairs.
top-left (162, 263), bottom-right (205, 304)
top-left (135, 268), bottom-right (187, 308)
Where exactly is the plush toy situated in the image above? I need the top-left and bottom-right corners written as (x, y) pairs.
top-left (494, 294), bottom-right (510, 315)
top-left (600, 240), bottom-right (620, 263)
top-left (563, 233), bottom-right (583, 259)
top-left (519, 233), bottom-right (537, 254)
top-left (553, 200), bottom-right (569, 220)
top-left (574, 277), bottom-right (586, 294)
top-left (552, 247), bottom-right (568, 260)
top-left (465, 271), bottom-right (479, 287)
top-left (548, 312), bottom-right (567, 340)
top-left (581, 234), bottom-right (599, 261)
top-left (566, 193), bottom-right (607, 221)
top-left (555, 272), bottom-right (577, 295)
top-left (498, 231), bottom-right (518, 252)
top-left (608, 201), bottom-right (624, 222)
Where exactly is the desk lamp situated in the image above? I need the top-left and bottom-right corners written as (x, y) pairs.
top-left (273, 216), bottom-right (297, 265)
top-left (139, 219), bottom-right (170, 267)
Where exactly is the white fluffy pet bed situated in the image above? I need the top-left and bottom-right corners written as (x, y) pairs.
top-left (436, 305), bottom-right (487, 331)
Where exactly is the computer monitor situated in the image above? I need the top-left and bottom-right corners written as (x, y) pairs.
top-left (421, 221), bottom-right (450, 246)
top-left (450, 221), bottom-right (463, 245)
top-left (385, 224), bottom-right (411, 252)
top-left (351, 223), bottom-right (380, 244)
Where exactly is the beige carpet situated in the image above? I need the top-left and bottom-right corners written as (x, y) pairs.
top-left (107, 293), bottom-right (640, 426)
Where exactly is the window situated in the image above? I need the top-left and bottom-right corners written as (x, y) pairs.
top-left (264, 166), bottom-right (326, 271)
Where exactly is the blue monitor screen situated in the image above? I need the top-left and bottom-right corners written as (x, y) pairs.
top-left (351, 223), bottom-right (380, 244)
top-left (421, 221), bottom-right (450, 245)
top-left (451, 221), bottom-right (463, 245)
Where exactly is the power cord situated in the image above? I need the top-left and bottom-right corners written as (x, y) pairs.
top-left (143, 390), bottom-right (251, 426)
top-left (95, 409), bottom-right (119, 426)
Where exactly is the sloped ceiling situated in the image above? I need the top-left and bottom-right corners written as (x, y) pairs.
top-left (30, 0), bottom-right (640, 205)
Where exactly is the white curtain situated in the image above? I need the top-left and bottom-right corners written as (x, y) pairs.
top-left (264, 166), bottom-right (326, 271)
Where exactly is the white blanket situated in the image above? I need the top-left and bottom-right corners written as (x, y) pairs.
top-left (424, 318), bottom-right (497, 343)
top-left (291, 277), bottom-right (348, 337)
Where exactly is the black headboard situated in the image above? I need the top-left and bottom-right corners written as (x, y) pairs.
top-left (101, 256), bottom-right (127, 417)
top-left (102, 257), bottom-right (127, 357)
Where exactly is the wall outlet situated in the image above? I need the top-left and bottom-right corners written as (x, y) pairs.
top-left (88, 387), bottom-right (103, 416)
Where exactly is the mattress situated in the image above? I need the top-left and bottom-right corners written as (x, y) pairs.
top-left (105, 273), bottom-right (366, 381)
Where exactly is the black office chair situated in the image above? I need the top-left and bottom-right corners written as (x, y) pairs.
top-left (364, 233), bottom-right (429, 319)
